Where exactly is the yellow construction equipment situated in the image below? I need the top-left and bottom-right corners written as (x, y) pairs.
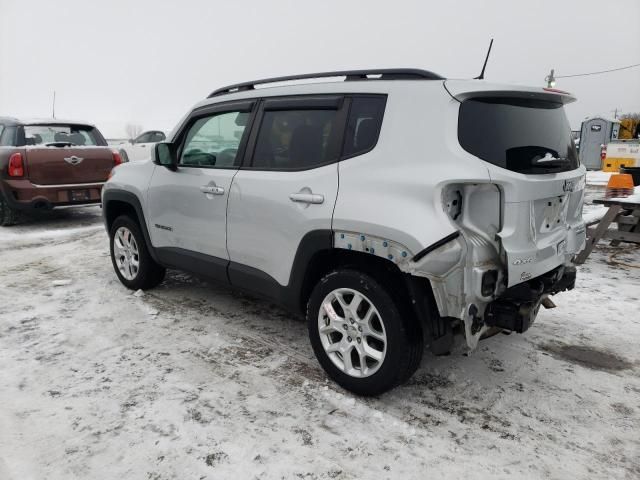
top-left (603, 140), bottom-right (640, 171)
top-left (618, 117), bottom-right (640, 140)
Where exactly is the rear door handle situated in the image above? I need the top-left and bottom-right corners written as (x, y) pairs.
top-left (200, 185), bottom-right (225, 195)
top-left (289, 192), bottom-right (324, 204)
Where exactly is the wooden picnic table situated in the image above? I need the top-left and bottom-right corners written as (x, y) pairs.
top-left (575, 195), bottom-right (640, 264)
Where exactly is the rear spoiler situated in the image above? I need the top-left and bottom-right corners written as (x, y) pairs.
top-left (444, 79), bottom-right (577, 105)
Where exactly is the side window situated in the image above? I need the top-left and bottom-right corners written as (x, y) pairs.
top-left (135, 132), bottom-right (152, 143)
top-left (342, 96), bottom-right (386, 158)
top-left (0, 125), bottom-right (4, 140)
top-left (151, 132), bottom-right (165, 142)
top-left (0, 126), bottom-right (16, 146)
top-left (252, 109), bottom-right (340, 170)
top-left (180, 111), bottom-right (249, 168)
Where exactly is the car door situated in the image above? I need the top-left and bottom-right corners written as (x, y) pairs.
top-left (146, 101), bottom-right (255, 280)
top-left (127, 132), bottom-right (152, 161)
top-left (227, 95), bottom-right (347, 289)
top-left (131, 131), bottom-right (167, 161)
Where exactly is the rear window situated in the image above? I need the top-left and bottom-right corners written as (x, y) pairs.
top-left (23, 124), bottom-right (104, 147)
top-left (458, 98), bottom-right (579, 174)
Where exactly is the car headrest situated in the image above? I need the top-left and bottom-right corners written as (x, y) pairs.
top-left (289, 124), bottom-right (324, 167)
top-left (54, 131), bottom-right (69, 142)
top-left (69, 132), bottom-right (85, 145)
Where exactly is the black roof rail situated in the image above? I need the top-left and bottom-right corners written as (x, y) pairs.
top-left (207, 68), bottom-right (444, 98)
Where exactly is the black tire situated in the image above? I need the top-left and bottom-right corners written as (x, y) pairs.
top-left (307, 269), bottom-right (423, 396)
top-left (109, 215), bottom-right (165, 290)
top-left (118, 149), bottom-right (130, 163)
top-left (0, 196), bottom-right (20, 226)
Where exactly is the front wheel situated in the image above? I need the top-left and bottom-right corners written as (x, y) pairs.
top-left (109, 215), bottom-right (165, 290)
top-left (307, 269), bottom-right (423, 396)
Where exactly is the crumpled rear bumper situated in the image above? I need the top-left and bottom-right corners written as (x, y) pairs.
top-left (484, 265), bottom-right (576, 333)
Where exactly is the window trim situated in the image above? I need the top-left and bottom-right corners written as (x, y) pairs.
top-left (263, 95), bottom-right (344, 111)
top-left (241, 94), bottom-right (350, 172)
top-left (173, 99), bottom-right (257, 170)
top-left (339, 94), bottom-right (387, 161)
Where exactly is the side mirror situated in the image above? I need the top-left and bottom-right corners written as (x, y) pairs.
top-left (154, 142), bottom-right (178, 170)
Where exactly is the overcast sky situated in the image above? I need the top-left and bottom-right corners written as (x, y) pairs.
top-left (1, 0), bottom-right (639, 137)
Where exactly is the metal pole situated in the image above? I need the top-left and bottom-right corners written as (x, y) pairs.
top-left (52, 91), bottom-right (56, 118)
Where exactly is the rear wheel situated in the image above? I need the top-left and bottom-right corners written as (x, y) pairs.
top-left (307, 269), bottom-right (423, 396)
top-left (0, 196), bottom-right (20, 226)
top-left (109, 215), bottom-right (165, 290)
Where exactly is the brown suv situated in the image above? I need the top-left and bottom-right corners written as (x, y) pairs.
top-left (0, 117), bottom-right (122, 226)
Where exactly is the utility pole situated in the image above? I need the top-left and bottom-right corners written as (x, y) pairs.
top-left (545, 69), bottom-right (556, 88)
top-left (52, 91), bottom-right (56, 119)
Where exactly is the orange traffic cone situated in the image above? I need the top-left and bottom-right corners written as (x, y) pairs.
top-left (605, 174), bottom-right (635, 199)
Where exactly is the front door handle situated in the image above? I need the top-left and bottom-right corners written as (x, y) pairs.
top-left (289, 192), bottom-right (324, 204)
top-left (200, 185), bottom-right (225, 195)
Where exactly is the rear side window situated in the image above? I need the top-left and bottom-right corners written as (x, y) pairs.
top-left (458, 98), bottom-right (579, 174)
top-left (343, 96), bottom-right (386, 157)
top-left (0, 126), bottom-right (16, 146)
top-left (23, 124), bottom-right (103, 147)
top-left (252, 110), bottom-right (341, 170)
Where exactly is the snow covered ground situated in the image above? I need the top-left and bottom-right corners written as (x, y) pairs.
top-left (586, 170), bottom-right (613, 187)
top-left (0, 190), bottom-right (639, 480)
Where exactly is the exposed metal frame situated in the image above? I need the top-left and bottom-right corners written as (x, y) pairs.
top-left (208, 68), bottom-right (444, 98)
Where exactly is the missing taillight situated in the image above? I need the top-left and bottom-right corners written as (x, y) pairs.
top-left (8, 152), bottom-right (24, 177)
top-left (481, 270), bottom-right (498, 297)
top-left (445, 189), bottom-right (463, 221)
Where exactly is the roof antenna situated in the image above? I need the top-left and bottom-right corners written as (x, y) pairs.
top-left (475, 38), bottom-right (494, 80)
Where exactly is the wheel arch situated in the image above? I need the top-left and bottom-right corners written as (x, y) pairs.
top-left (295, 237), bottom-right (453, 353)
top-left (102, 189), bottom-right (159, 263)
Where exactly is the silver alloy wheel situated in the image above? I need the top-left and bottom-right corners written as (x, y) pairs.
top-left (113, 226), bottom-right (140, 281)
top-left (317, 288), bottom-right (387, 378)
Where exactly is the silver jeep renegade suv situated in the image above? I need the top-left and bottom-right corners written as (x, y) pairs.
top-left (103, 69), bottom-right (586, 395)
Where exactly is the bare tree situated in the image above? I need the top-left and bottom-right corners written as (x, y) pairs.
top-left (125, 123), bottom-right (143, 141)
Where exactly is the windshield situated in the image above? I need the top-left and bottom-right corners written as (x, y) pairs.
top-left (23, 124), bottom-right (104, 147)
top-left (458, 97), bottom-right (579, 174)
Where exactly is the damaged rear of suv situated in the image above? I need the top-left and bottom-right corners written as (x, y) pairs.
top-left (398, 82), bottom-right (586, 354)
top-left (103, 70), bottom-right (585, 395)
